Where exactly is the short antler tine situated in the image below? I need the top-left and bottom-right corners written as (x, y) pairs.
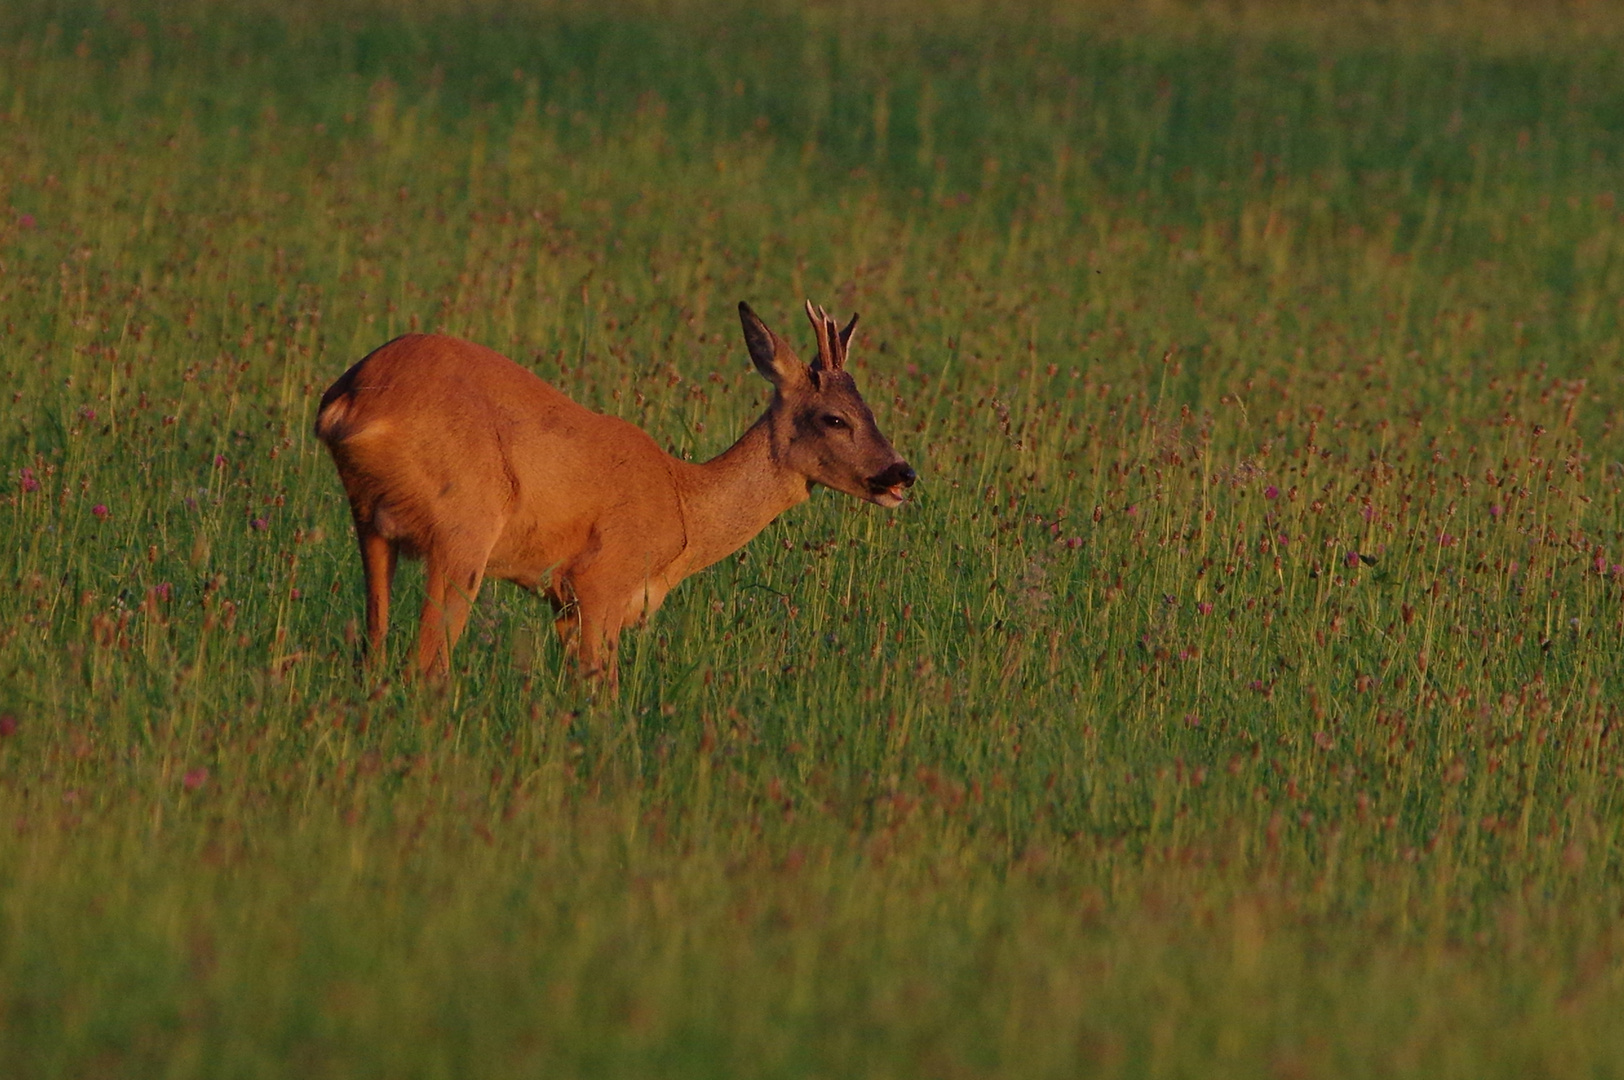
top-left (826, 311), bottom-right (847, 370)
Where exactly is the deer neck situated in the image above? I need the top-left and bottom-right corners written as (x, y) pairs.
top-left (671, 415), bottom-right (809, 577)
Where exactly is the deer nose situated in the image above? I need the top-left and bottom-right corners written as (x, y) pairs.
top-left (870, 461), bottom-right (917, 492)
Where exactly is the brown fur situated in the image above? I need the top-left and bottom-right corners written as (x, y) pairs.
top-left (314, 301), bottom-right (914, 689)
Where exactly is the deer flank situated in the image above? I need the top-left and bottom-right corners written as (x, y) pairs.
top-left (314, 300), bottom-right (916, 689)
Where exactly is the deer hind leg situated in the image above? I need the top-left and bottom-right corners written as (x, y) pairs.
top-left (358, 525), bottom-right (398, 666)
top-left (416, 531), bottom-right (499, 678)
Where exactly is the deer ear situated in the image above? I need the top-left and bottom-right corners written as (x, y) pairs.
top-left (839, 312), bottom-right (859, 354)
top-left (739, 302), bottom-right (807, 388)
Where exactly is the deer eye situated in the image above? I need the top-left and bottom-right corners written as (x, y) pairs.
top-left (822, 414), bottom-right (848, 430)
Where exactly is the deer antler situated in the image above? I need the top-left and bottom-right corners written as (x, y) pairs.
top-left (804, 299), bottom-right (857, 372)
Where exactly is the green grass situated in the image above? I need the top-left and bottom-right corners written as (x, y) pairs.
top-left (3, 0), bottom-right (1624, 1076)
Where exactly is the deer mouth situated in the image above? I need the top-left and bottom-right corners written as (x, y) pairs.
top-left (865, 462), bottom-right (917, 508)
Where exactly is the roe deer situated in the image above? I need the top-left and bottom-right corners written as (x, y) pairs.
top-left (314, 300), bottom-right (916, 689)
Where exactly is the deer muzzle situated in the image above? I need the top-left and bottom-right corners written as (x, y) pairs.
top-left (867, 461), bottom-right (918, 507)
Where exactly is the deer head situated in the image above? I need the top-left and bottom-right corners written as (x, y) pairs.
top-left (739, 300), bottom-right (916, 507)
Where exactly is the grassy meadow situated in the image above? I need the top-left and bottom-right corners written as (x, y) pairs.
top-left (4, 0), bottom-right (1624, 1075)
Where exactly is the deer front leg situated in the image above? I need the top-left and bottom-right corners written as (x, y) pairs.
top-left (553, 591), bottom-right (625, 694)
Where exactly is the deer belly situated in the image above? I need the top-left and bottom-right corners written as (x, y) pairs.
top-left (484, 523), bottom-right (578, 590)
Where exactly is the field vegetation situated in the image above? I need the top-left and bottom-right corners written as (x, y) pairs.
top-left (2, 0), bottom-right (1624, 1075)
